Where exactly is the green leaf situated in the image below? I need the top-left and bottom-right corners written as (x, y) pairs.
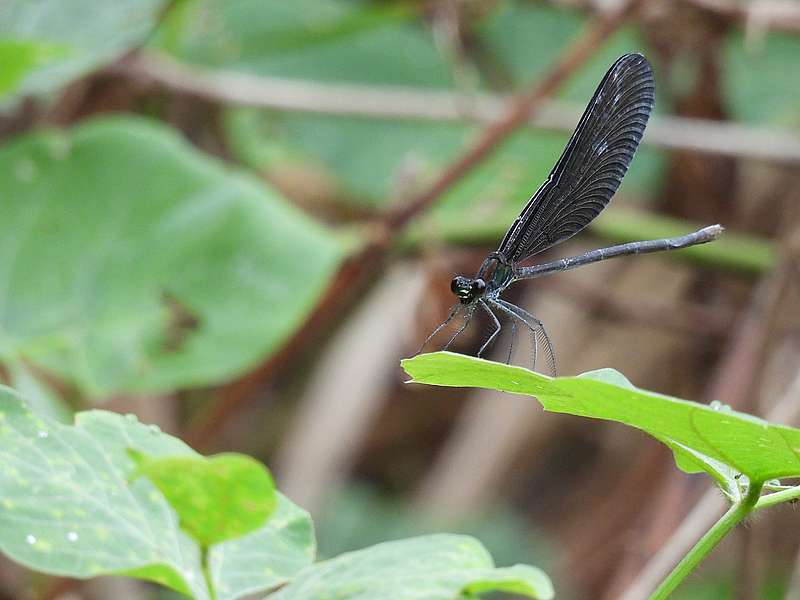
top-left (0, 0), bottom-right (168, 100)
top-left (209, 495), bottom-right (316, 600)
top-left (0, 116), bottom-right (343, 396)
top-left (129, 451), bottom-right (276, 548)
top-left (316, 483), bottom-right (548, 569)
top-left (724, 30), bottom-right (800, 126)
top-left (0, 389), bottom-right (314, 599)
top-left (6, 361), bottom-right (72, 423)
top-left (269, 534), bottom-right (554, 600)
top-left (477, 4), bottom-right (665, 112)
top-left (0, 39), bottom-right (71, 97)
top-left (225, 109), bottom-right (470, 207)
top-left (156, 0), bottom-right (450, 86)
top-left (402, 352), bottom-right (800, 484)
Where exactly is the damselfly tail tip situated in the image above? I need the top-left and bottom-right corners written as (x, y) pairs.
top-left (705, 224), bottom-right (725, 240)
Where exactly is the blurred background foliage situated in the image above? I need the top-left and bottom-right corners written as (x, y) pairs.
top-left (1, 0), bottom-right (800, 599)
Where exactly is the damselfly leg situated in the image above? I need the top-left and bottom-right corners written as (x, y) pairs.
top-left (418, 304), bottom-right (461, 354)
top-left (491, 298), bottom-right (557, 376)
top-left (477, 301), bottom-right (502, 358)
top-left (443, 307), bottom-right (475, 351)
top-left (506, 319), bottom-right (517, 365)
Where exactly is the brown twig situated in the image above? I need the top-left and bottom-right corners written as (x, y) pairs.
top-left (184, 0), bottom-right (647, 448)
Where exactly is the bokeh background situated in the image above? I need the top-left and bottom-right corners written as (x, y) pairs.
top-left (2, 0), bottom-right (800, 598)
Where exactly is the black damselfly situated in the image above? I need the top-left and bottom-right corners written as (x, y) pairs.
top-left (420, 53), bottom-right (722, 373)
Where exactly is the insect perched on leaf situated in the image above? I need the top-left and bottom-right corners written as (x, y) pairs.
top-left (420, 53), bottom-right (722, 374)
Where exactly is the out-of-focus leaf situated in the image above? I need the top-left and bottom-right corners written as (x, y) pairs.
top-left (0, 116), bottom-right (343, 396)
top-left (402, 352), bottom-right (800, 484)
top-left (269, 534), bottom-right (554, 600)
top-left (0, 390), bottom-right (315, 600)
top-left (6, 361), bottom-right (71, 423)
top-left (477, 3), bottom-right (660, 108)
top-left (316, 483), bottom-right (550, 569)
top-left (225, 109), bottom-right (472, 206)
top-left (0, 0), bottom-right (167, 101)
top-left (724, 31), bottom-right (800, 126)
top-left (129, 451), bottom-right (277, 547)
top-left (0, 39), bottom-right (70, 98)
top-left (155, 0), bottom-right (449, 87)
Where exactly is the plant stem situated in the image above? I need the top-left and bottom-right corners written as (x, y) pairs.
top-left (201, 546), bottom-right (216, 600)
top-left (648, 481), bottom-right (763, 600)
top-left (755, 484), bottom-right (800, 510)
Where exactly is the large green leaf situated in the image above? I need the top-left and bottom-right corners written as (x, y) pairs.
top-left (156, 0), bottom-right (450, 87)
top-left (0, 116), bottom-right (343, 396)
top-left (0, 0), bottom-right (167, 101)
top-left (402, 352), bottom-right (800, 484)
top-left (0, 388), bottom-right (315, 599)
top-left (269, 534), bottom-right (553, 600)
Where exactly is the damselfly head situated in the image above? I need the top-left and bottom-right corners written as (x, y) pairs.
top-left (451, 276), bottom-right (485, 304)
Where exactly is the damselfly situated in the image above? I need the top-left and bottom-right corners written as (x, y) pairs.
top-left (420, 53), bottom-right (722, 373)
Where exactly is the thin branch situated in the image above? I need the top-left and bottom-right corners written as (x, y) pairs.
top-left (115, 52), bottom-right (800, 165)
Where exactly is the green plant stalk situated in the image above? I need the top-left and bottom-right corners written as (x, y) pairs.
top-left (754, 484), bottom-right (800, 510)
top-left (201, 547), bottom-right (216, 600)
top-left (648, 481), bottom-right (764, 600)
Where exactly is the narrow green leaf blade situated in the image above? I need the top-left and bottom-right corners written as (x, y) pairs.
top-left (402, 352), bottom-right (800, 483)
top-left (268, 534), bottom-right (553, 600)
top-left (130, 452), bottom-right (277, 547)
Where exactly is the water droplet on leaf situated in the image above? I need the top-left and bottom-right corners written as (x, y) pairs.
top-left (26, 534), bottom-right (36, 545)
top-left (66, 531), bottom-right (78, 542)
top-left (37, 430), bottom-right (49, 439)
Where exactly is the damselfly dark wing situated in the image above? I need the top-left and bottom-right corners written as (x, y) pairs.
top-left (497, 53), bottom-right (654, 264)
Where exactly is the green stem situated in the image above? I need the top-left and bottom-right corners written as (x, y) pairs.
top-left (201, 546), bottom-right (216, 600)
top-left (648, 481), bottom-right (764, 600)
top-left (755, 484), bottom-right (800, 510)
